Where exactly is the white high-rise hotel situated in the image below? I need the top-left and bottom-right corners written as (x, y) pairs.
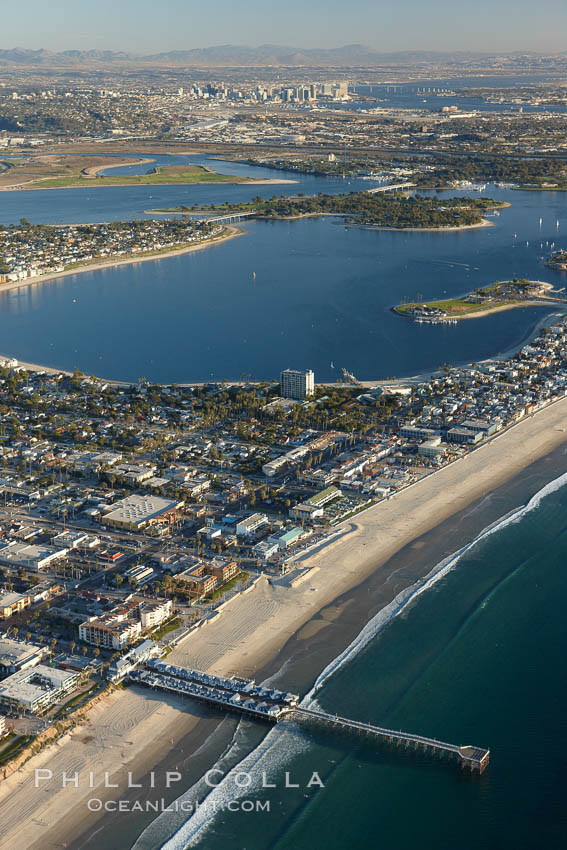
top-left (280, 369), bottom-right (315, 400)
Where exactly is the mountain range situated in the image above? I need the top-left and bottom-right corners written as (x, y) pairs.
top-left (0, 44), bottom-right (557, 67)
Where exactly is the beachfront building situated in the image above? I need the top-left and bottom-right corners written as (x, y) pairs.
top-left (99, 494), bottom-right (184, 532)
top-left (269, 526), bottom-right (306, 550)
top-left (106, 639), bottom-right (161, 683)
top-left (139, 599), bottom-right (173, 630)
top-left (0, 665), bottom-right (79, 714)
top-left (177, 562), bottom-right (218, 597)
top-left (290, 486), bottom-right (342, 520)
top-left (79, 602), bottom-right (142, 650)
top-left (446, 427), bottom-right (484, 445)
top-left (289, 502), bottom-right (324, 521)
top-left (208, 558), bottom-right (240, 583)
top-left (79, 597), bottom-right (173, 649)
top-left (280, 369), bottom-right (315, 400)
top-left (254, 540), bottom-right (279, 562)
top-left (418, 437), bottom-right (447, 458)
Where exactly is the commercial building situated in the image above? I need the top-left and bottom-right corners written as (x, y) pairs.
top-left (0, 664), bottom-right (79, 714)
top-left (306, 486), bottom-right (342, 509)
top-left (0, 590), bottom-right (31, 620)
top-left (418, 437), bottom-right (446, 458)
top-left (123, 564), bottom-right (156, 586)
top-left (51, 530), bottom-right (95, 550)
top-left (0, 637), bottom-right (47, 676)
top-left (280, 369), bottom-right (315, 400)
top-left (269, 527), bottom-right (306, 550)
top-left (100, 494), bottom-right (183, 531)
top-left (236, 513), bottom-right (269, 538)
top-left (0, 542), bottom-right (68, 571)
top-left (446, 427), bottom-right (483, 445)
top-left (253, 540), bottom-right (279, 562)
top-left (107, 639), bottom-right (161, 682)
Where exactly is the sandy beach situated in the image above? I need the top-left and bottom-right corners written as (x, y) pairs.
top-left (2, 393), bottom-right (567, 850)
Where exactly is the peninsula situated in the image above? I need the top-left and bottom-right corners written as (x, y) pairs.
top-left (394, 279), bottom-right (564, 321)
top-left (0, 217), bottom-right (240, 289)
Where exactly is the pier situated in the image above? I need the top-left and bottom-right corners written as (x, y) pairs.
top-left (128, 662), bottom-right (489, 774)
top-left (288, 707), bottom-right (490, 773)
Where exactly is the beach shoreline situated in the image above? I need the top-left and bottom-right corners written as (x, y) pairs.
top-left (3, 394), bottom-right (567, 850)
top-left (0, 225), bottom-right (244, 302)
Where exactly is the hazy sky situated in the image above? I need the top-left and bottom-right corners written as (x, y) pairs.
top-left (2, 0), bottom-right (566, 53)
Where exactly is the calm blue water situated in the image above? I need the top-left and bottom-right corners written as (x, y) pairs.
top-left (0, 155), bottom-right (380, 226)
top-left (351, 75), bottom-right (567, 114)
top-left (158, 471), bottom-right (567, 850)
top-left (0, 161), bottom-right (565, 382)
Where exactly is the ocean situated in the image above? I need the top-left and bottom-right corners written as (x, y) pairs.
top-left (133, 460), bottom-right (567, 850)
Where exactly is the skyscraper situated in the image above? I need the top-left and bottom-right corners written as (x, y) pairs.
top-left (280, 369), bottom-right (315, 399)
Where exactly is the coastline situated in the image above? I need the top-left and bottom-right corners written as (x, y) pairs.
top-left (394, 299), bottom-right (566, 321)
top-left (258, 212), bottom-right (494, 231)
top-left (0, 225), bottom-right (244, 301)
top-left (3, 394), bottom-right (567, 850)
top-left (0, 176), bottom-right (298, 192)
top-left (353, 216), bottom-right (493, 232)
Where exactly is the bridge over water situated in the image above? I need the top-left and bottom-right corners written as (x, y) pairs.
top-left (203, 210), bottom-right (257, 224)
top-left (365, 182), bottom-right (416, 194)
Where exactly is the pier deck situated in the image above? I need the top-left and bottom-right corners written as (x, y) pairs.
top-left (289, 708), bottom-right (490, 772)
top-left (129, 662), bottom-right (489, 774)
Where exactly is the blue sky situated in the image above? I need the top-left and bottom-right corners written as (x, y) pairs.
top-left (3, 0), bottom-right (566, 53)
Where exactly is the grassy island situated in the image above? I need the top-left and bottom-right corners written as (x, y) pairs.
top-left (151, 191), bottom-right (506, 230)
top-left (394, 279), bottom-right (560, 320)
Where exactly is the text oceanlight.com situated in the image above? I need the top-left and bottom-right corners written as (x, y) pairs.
top-left (87, 798), bottom-right (271, 814)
